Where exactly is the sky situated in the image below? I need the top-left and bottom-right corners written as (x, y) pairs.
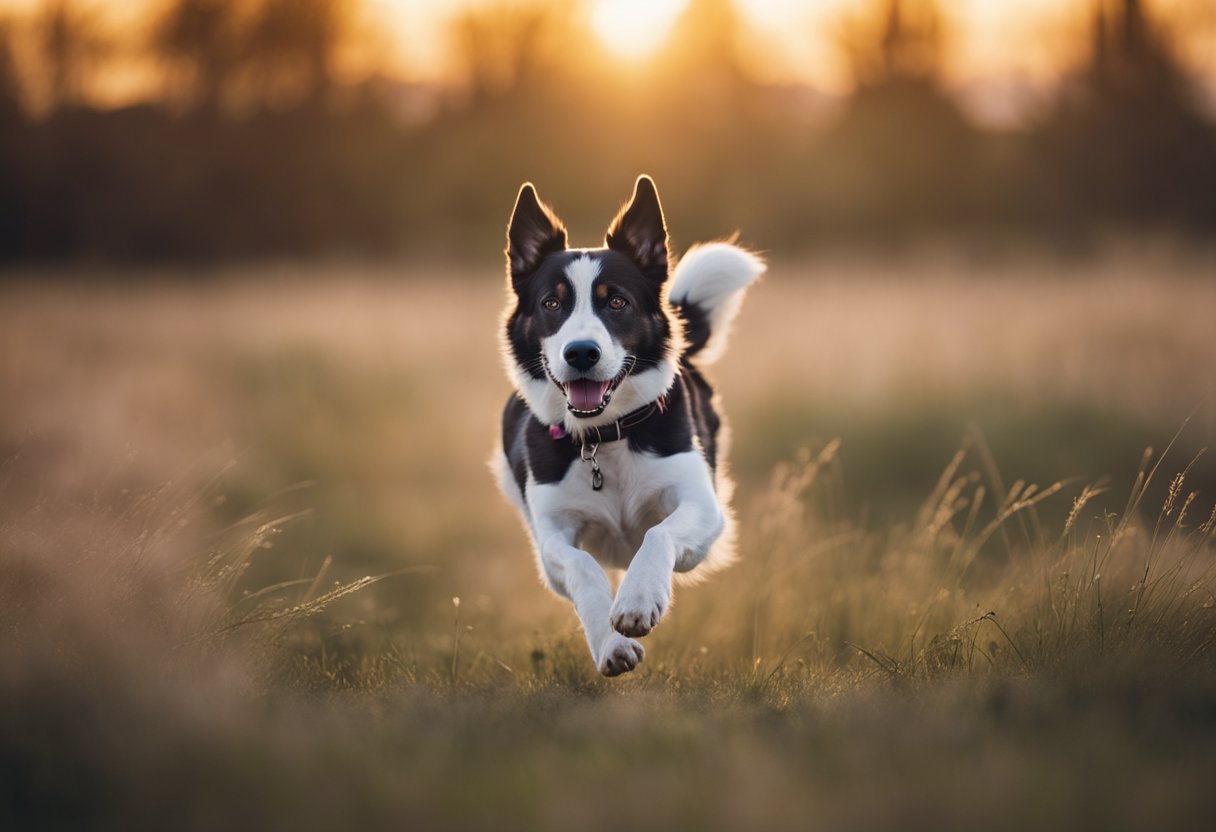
top-left (370, 0), bottom-right (1214, 86)
top-left (2, 0), bottom-right (1214, 125)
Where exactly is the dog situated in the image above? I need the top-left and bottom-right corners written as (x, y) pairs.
top-left (493, 175), bottom-right (764, 676)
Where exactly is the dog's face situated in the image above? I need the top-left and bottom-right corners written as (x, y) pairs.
top-left (502, 177), bottom-right (682, 430)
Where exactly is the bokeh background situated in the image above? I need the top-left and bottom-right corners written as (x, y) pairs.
top-left (0, 0), bottom-right (1215, 257)
top-left (2, 2), bottom-right (1216, 831)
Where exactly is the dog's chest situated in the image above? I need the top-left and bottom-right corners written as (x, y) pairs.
top-left (553, 443), bottom-right (686, 568)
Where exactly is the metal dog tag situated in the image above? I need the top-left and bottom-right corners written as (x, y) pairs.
top-left (581, 442), bottom-right (604, 491)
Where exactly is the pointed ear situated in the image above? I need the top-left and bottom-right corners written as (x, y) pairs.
top-left (605, 175), bottom-right (669, 280)
top-left (506, 183), bottom-right (567, 283)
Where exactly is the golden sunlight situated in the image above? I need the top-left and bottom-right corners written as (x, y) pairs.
top-left (590, 0), bottom-right (690, 61)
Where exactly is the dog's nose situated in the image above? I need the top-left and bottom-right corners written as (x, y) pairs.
top-left (563, 340), bottom-right (601, 373)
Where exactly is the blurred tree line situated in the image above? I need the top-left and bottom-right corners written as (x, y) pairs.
top-left (0, 0), bottom-right (1214, 262)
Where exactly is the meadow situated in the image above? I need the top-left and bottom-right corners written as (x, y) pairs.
top-left (2, 249), bottom-right (1216, 831)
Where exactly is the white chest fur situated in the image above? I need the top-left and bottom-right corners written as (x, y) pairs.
top-left (527, 445), bottom-right (714, 571)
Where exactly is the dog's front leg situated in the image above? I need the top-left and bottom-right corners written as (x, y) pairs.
top-left (610, 486), bottom-right (725, 638)
top-left (538, 529), bottom-right (645, 676)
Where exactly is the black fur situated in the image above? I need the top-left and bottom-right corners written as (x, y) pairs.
top-left (507, 183), bottom-right (567, 287)
top-left (605, 176), bottom-right (669, 283)
top-left (675, 300), bottom-right (712, 360)
top-left (504, 250), bottom-right (577, 380)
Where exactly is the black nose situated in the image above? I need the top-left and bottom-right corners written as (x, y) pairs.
top-left (563, 340), bottom-right (601, 372)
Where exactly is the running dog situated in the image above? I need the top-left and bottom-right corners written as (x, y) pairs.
top-left (494, 175), bottom-right (763, 676)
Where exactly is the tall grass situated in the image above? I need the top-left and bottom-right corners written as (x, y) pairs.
top-left (671, 434), bottom-right (1216, 698)
top-left (8, 421), bottom-right (1210, 703)
top-left (176, 433), bottom-right (1212, 699)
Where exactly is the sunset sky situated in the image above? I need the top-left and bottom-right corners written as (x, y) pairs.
top-left (2, 0), bottom-right (1214, 123)
top-left (376, 0), bottom-right (1215, 88)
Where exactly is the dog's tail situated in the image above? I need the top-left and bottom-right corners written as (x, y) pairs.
top-left (667, 242), bottom-right (765, 365)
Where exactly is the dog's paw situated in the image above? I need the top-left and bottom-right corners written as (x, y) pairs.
top-left (609, 578), bottom-right (669, 638)
top-left (597, 632), bottom-right (645, 677)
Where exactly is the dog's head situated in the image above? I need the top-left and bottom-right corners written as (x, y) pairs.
top-left (501, 176), bottom-right (682, 432)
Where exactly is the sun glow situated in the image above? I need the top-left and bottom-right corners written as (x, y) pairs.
top-left (590, 0), bottom-right (690, 61)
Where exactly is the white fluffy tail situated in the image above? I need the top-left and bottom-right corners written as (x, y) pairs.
top-left (667, 242), bottom-right (765, 365)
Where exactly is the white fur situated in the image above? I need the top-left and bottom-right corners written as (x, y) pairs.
top-left (668, 242), bottom-right (765, 365)
top-left (523, 442), bottom-right (724, 674)
top-left (491, 448), bottom-right (525, 514)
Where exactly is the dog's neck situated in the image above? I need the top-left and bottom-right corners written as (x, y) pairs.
top-left (547, 395), bottom-right (670, 445)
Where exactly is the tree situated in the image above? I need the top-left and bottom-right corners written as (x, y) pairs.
top-left (837, 0), bottom-right (945, 91)
top-left (0, 18), bottom-right (22, 122)
top-left (39, 0), bottom-right (107, 111)
top-left (246, 0), bottom-right (352, 109)
top-left (1040, 0), bottom-right (1216, 228)
top-left (153, 0), bottom-right (247, 112)
top-left (451, 1), bottom-right (568, 103)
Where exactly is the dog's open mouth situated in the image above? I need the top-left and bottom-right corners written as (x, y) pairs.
top-left (566, 378), bottom-right (613, 415)
top-left (544, 356), bottom-right (635, 418)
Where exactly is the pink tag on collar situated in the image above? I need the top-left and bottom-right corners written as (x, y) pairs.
top-left (549, 424), bottom-right (567, 440)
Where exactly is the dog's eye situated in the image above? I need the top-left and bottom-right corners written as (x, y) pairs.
top-left (608, 295), bottom-right (628, 310)
top-left (542, 296), bottom-right (561, 311)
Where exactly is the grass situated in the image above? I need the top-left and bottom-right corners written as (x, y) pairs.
top-left (2, 253), bottom-right (1216, 830)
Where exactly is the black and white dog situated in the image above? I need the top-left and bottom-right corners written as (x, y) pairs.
top-left (494, 176), bottom-right (763, 676)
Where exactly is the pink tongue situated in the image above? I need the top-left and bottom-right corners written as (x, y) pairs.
top-left (567, 379), bottom-right (611, 411)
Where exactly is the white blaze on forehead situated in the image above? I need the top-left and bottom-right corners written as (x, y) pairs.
top-left (564, 255), bottom-right (602, 312)
top-left (553, 254), bottom-right (608, 345)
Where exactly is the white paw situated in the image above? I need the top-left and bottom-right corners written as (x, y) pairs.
top-left (609, 576), bottom-right (670, 638)
top-left (596, 631), bottom-right (645, 677)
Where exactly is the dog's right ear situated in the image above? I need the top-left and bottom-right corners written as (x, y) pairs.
top-left (506, 183), bottom-right (567, 285)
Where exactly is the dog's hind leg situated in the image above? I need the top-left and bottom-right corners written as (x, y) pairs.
top-left (537, 527), bottom-right (645, 676)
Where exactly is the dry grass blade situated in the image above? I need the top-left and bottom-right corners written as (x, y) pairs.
top-left (846, 642), bottom-right (902, 679)
top-left (216, 565), bottom-right (435, 634)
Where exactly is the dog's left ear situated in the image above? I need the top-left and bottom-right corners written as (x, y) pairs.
top-left (606, 175), bottom-right (669, 281)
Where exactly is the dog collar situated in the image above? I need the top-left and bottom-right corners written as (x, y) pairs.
top-left (548, 395), bottom-right (668, 444)
top-left (548, 395), bottom-right (669, 491)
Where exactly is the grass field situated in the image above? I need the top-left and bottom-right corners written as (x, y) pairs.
top-left (2, 250), bottom-right (1216, 831)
